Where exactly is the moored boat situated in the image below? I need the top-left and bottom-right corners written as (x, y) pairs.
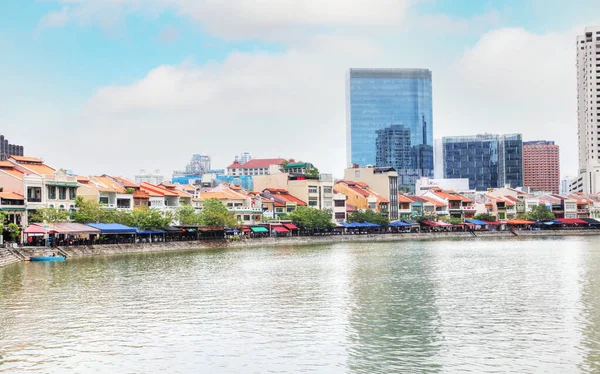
top-left (29, 256), bottom-right (65, 262)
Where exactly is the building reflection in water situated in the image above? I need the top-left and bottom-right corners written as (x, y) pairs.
top-left (345, 243), bottom-right (442, 373)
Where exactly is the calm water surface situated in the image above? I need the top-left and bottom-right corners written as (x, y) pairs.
top-left (2, 237), bottom-right (600, 373)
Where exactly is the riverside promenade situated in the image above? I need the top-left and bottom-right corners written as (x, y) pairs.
top-left (2, 229), bottom-right (598, 266)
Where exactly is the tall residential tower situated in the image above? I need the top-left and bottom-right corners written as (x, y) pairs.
top-left (573, 26), bottom-right (600, 193)
top-left (346, 68), bottom-right (433, 192)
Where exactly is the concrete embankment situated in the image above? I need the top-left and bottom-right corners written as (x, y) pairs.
top-left (0, 247), bottom-right (21, 268)
top-left (3, 229), bottom-right (597, 265)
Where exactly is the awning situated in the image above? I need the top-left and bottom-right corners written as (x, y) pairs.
top-left (507, 220), bottom-right (535, 225)
top-left (484, 221), bottom-right (502, 225)
top-left (162, 226), bottom-right (184, 233)
top-left (272, 226), bottom-right (290, 233)
top-left (466, 219), bottom-right (488, 225)
top-left (283, 223), bottom-right (298, 230)
top-left (582, 218), bottom-right (600, 225)
top-left (136, 229), bottom-right (165, 235)
top-left (250, 226), bottom-right (269, 233)
top-left (85, 223), bottom-right (137, 234)
top-left (389, 221), bottom-right (411, 227)
top-left (555, 218), bottom-right (588, 225)
top-left (421, 220), bottom-right (439, 227)
top-left (436, 221), bottom-right (453, 227)
top-left (25, 223), bottom-right (101, 235)
top-left (242, 226), bottom-right (252, 232)
top-left (24, 224), bottom-right (48, 235)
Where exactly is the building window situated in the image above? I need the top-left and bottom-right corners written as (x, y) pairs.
top-left (243, 215), bottom-right (250, 221)
top-left (335, 212), bottom-right (346, 219)
top-left (334, 200), bottom-right (345, 207)
top-left (308, 186), bottom-right (318, 194)
top-left (48, 186), bottom-right (56, 200)
top-left (59, 187), bottom-right (67, 200)
top-left (69, 187), bottom-right (76, 200)
top-left (99, 197), bottom-right (109, 205)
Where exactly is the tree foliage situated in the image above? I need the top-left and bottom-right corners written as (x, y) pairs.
top-left (526, 204), bottom-right (555, 221)
top-left (72, 198), bottom-right (108, 223)
top-left (347, 209), bottom-right (390, 226)
top-left (440, 216), bottom-right (463, 225)
top-left (412, 214), bottom-right (437, 223)
top-left (287, 206), bottom-right (334, 230)
top-left (175, 204), bottom-right (202, 225)
top-left (29, 207), bottom-right (71, 223)
top-left (7, 223), bottom-right (20, 241)
top-left (0, 211), bottom-right (5, 236)
top-left (473, 213), bottom-right (496, 222)
top-left (305, 167), bottom-right (320, 179)
top-left (199, 198), bottom-right (238, 228)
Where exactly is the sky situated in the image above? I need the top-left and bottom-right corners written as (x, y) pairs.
top-left (1, 0), bottom-right (600, 181)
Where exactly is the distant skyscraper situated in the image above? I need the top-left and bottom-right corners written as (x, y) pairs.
top-left (0, 134), bottom-right (24, 161)
top-left (433, 139), bottom-right (444, 179)
top-left (523, 141), bottom-right (560, 193)
top-left (239, 152), bottom-right (252, 164)
top-left (443, 134), bottom-right (523, 190)
top-left (574, 26), bottom-right (600, 193)
top-left (346, 68), bottom-right (433, 191)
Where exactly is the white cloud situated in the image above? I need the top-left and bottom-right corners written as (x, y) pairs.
top-left (434, 27), bottom-right (579, 178)
top-left (38, 6), bottom-right (71, 28)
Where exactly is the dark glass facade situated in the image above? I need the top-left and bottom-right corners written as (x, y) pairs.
top-left (346, 68), bottom-right (433, 191)
top-left (0, 134), bottom-right (24, 161)
top-left (443, 134), bottom-right (523, 190)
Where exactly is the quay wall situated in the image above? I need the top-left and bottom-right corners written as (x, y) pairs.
top-left (5, 229), bottom-right (599, 264)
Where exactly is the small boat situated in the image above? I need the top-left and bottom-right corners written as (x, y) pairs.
top-left (29, 256), bottom-right (65, 262)
top-left (29, 250), bottom-right (66, 262)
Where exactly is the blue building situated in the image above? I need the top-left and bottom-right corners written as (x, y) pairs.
top-left (442, 134), bottom-right (523, 191)
top-left (346, 68), bottom-right (433, 191)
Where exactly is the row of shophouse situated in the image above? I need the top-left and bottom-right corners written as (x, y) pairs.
top-left (2, 155), bottom-right (600, 242)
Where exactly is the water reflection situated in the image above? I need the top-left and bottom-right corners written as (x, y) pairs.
top-left (2, 238), bottom-right (600, 373)
top-left (346, 243), bottom-right (441, 373)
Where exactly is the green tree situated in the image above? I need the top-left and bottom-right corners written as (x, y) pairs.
top-left (287, 206), bottom-right (334, 230)
top-left (412, 213), bottom-right (437, 223)
top-left (441, 216), bottom-right (463, 225)
top-left (199, 199), bottom-right (237, 228)
top-left (133, 208), bottom-right (172, 230)
top-left (347, 209), bottom-right (390, 226)
top-left (29, 207), bottom-right (70, 223)
top-left (305, 167), bottom-right (320, 179)
top-left (473, 213), bottom-right (496, 222)
top-left (0, 211), bottom-right (6, 236)
top-left (72, 198), bottom-right (109, 223)
top-left (526, 204), bottom-right (555, 221)
top-left (7, 223), bottom-right (20, 242)
top-left (175, 204), bottom-right (201, 225)
top-left (125, 187), bottom-right (136, 194)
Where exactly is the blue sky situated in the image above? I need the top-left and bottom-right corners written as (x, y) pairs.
top-left (1, 0), bottom-right (599, 179)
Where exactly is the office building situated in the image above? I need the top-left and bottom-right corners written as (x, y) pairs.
top-left (443, 134), bottom-right (523, 191)
top-left (574, 26), bottom-right (600, 193)
top-left (522, 141), bottom-right (560, 193)
top-left (0, 134), bottom-right (24, 161)
top-left (346, 68), bottom-right (433, 190)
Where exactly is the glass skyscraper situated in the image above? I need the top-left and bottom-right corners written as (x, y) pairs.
top-left (346, 68), bottom-right (433, 191)
top-left (442, 134), bottom-right (523, 190)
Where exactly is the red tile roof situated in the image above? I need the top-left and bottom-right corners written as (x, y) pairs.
top-left (228, 158), bottom-right (286, 169)
top-left (398, 194), bottom-right (414, 203)
top-left (139, 182), bottom-right (179, 197)
top-left (114, 176), bottom-right (138, 188)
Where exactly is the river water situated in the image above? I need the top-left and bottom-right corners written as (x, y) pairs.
top-left (1, 237), bottom-right (600, 373)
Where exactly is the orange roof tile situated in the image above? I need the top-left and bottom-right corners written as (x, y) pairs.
top-left (19, 163), bottom-right (56, 175)
top-left (93, 176), bottom-right (127, 193)
top-left (0, 192), bottom-right (25, 200)
top-left (114, 176), bottom-right (138, 188)
top-left (9, 156), bottom-right (44, 163)
top-left (0, 166), bottom-right (24, 179)
top-left (398, 194), bottom-right (413, 203)
top-left (422, 196), bottom-right (447, 207)
top-left (139, 182), bottom-right (178, 197)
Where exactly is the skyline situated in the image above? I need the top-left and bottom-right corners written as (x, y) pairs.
top-left (2, 1), bottom-right (600, 179)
